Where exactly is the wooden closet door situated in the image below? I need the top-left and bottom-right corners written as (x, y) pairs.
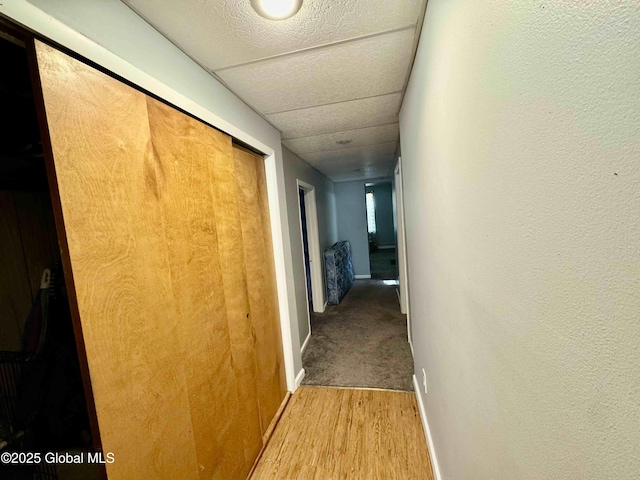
top-left (233, 146), bottom-right (287, 436)
top-left (33, 40), bottom-right (281, 479)
top-left (34, 41), bottom-right (199, 479)
top-left (145, 97), bottom-right (264, 477)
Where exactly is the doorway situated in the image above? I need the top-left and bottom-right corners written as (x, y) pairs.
top-left (365, 182), bottom-right (398, 280)
top-left (299, 188), bottom-right (313, 313)
top-left (296, 180), bottom-right (325, 354)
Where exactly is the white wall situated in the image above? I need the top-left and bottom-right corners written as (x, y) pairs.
top-left (283, 147), bottom-right (337, 347)
top-left (0, 0), bottom-right (305, 385)
top-left (400, 1), bottom-right (640, 479)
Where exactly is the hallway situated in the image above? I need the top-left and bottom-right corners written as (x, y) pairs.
top-left (302, 280), bottom-right (413, 391)
top-left (1, 1), bottom-right (637, 479)
top-left (250, 387), bottom-right (433, 480)
top-left (369, 248), bottom-right (398, 280)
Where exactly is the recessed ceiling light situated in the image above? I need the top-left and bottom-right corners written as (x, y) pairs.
top-left (336, 139), bottom-right (353, 145)
top-left (251, 0), bottom-right (303, 20)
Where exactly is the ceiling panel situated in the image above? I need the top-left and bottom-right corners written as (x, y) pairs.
top-left (267, 93), bottom-right (402, 139)
top-left (123, 0), bottom-right (423, 70)
top-left (283, 123), bottom-right (399, 154)
top-left (303, 142), bottom-right (397, 164)
top-left (216, 28), bottom-right (415, 114)
top-left (312, 157), bottom-right (397, 182)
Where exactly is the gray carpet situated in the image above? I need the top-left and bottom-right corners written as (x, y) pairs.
top-left (302, 279), bottom-right (414, 391)
top-left (369, 248), bottom-right (398, 279)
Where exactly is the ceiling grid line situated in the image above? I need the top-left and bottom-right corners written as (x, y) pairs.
top-left (212, 23), bottom-right (418, 73)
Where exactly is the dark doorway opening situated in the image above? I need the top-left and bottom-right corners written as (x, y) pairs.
top-left (299, 188), bottom-right (313, 311)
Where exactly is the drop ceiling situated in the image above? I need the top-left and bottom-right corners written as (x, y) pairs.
top-left (122, 0), bottom-right (426, 182)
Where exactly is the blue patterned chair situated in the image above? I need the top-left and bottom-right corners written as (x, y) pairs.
top-left (324, 241), bottom-right (355, 305)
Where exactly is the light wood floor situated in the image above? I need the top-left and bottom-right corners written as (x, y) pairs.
top-left (250, 387), bottom-right (434, 480)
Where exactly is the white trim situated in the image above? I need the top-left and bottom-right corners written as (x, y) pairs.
top-left (395, 158), bottom-right (411, 342)
top-left (296, 180), bottom-right (325, 315)
top-left (265, 155), bottom-right (297, 392)
top-left (408, 338), bottom-right (415, 359)
top-left (323, 301), bottom-right (328, 312)
top-left (295, 368), bottom-right (306, 389)
top-left (355, 274), bottom-right (372, 279)
top-left (0, 2), bottom-right (299, 392)
top-left (413, 375), bottom-right (442, 480)
top-left (300, 331), bottom-right (311, 355)
top-left (377, 245), bottom-right (396, 250)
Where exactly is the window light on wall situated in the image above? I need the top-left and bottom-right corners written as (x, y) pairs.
top-left (366, 191), bottom-right (376, 234)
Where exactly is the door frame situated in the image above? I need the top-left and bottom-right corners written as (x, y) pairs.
top-left (394, 158), bottom-right (412, 348)
top-left (296, 180), bottom-right (325, 328)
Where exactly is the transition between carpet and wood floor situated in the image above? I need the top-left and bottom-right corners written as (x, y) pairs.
top-left (250, 387), bottom-right (434, 480)
top-left (302, 279), bottom-right (414, 391)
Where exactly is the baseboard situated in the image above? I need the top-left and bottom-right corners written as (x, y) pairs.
top-left (295, 368), bottom-right (306, 389)
top-left (413, 375), bottom-right (442, 480)
top-left (377, 245), bottom-right (396, 250)
top-left (408, 338), bottom-right (415, 359)
top-left (323, 301), bottom-right (328, 312)
top-left (300, 331), bottom-right (311, 355)
top-left (355, 274), bottom-right (371, 279)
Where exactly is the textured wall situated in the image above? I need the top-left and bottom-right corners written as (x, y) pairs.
top-left (400, 1), bottom-right (640, 479)
top-left (283, 147), bottom-right (338, 346)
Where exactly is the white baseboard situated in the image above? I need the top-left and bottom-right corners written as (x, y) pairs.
top-left (323, 301), bottom-right (328, 312)
top-left (408, 338), bottom-right (415, 359)
top-left (295, 368), bottom-right (306, 390)
top-left (413, 375), bottom-right (442, 480)
top-left (300, 331), bottom-right (311, 355)
top-left (377, 245), bottom-right (396, 250)
top-left (355, 274), bottom-right (371, 279)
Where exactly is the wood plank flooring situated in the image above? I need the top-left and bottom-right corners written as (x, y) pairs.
top-left (250, 387), bottom-right (434, 480)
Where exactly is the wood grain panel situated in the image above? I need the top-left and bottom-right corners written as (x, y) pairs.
top-left (145, 97), bottom-right (253, 480)
top-left (205, 133), bottom-right (264, 472)
top-left (35, 41), bottom-right (199, 480)
top-left (233, 146), bottom-right (287, 435)
top-left (0, 190), bottom-right (32, 350)
top-left (251, 387), bottom-right (434, 480)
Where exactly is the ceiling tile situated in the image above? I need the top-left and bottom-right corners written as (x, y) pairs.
top-left (283, 123), bottom-right (399, 154)
top-left (123, 0), bottom-right (423, 70)
top-left (314, 158), bottom-right (396, 182)
top-left (267, 93), bottom-right (402, 139)
top-left (303, 142), bottom-right (397, 164)
top-left (216, 28), bottom-right (415, 114)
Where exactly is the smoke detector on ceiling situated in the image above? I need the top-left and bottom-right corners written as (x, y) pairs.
top-left (251, 0), bottom-right (303, 20)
